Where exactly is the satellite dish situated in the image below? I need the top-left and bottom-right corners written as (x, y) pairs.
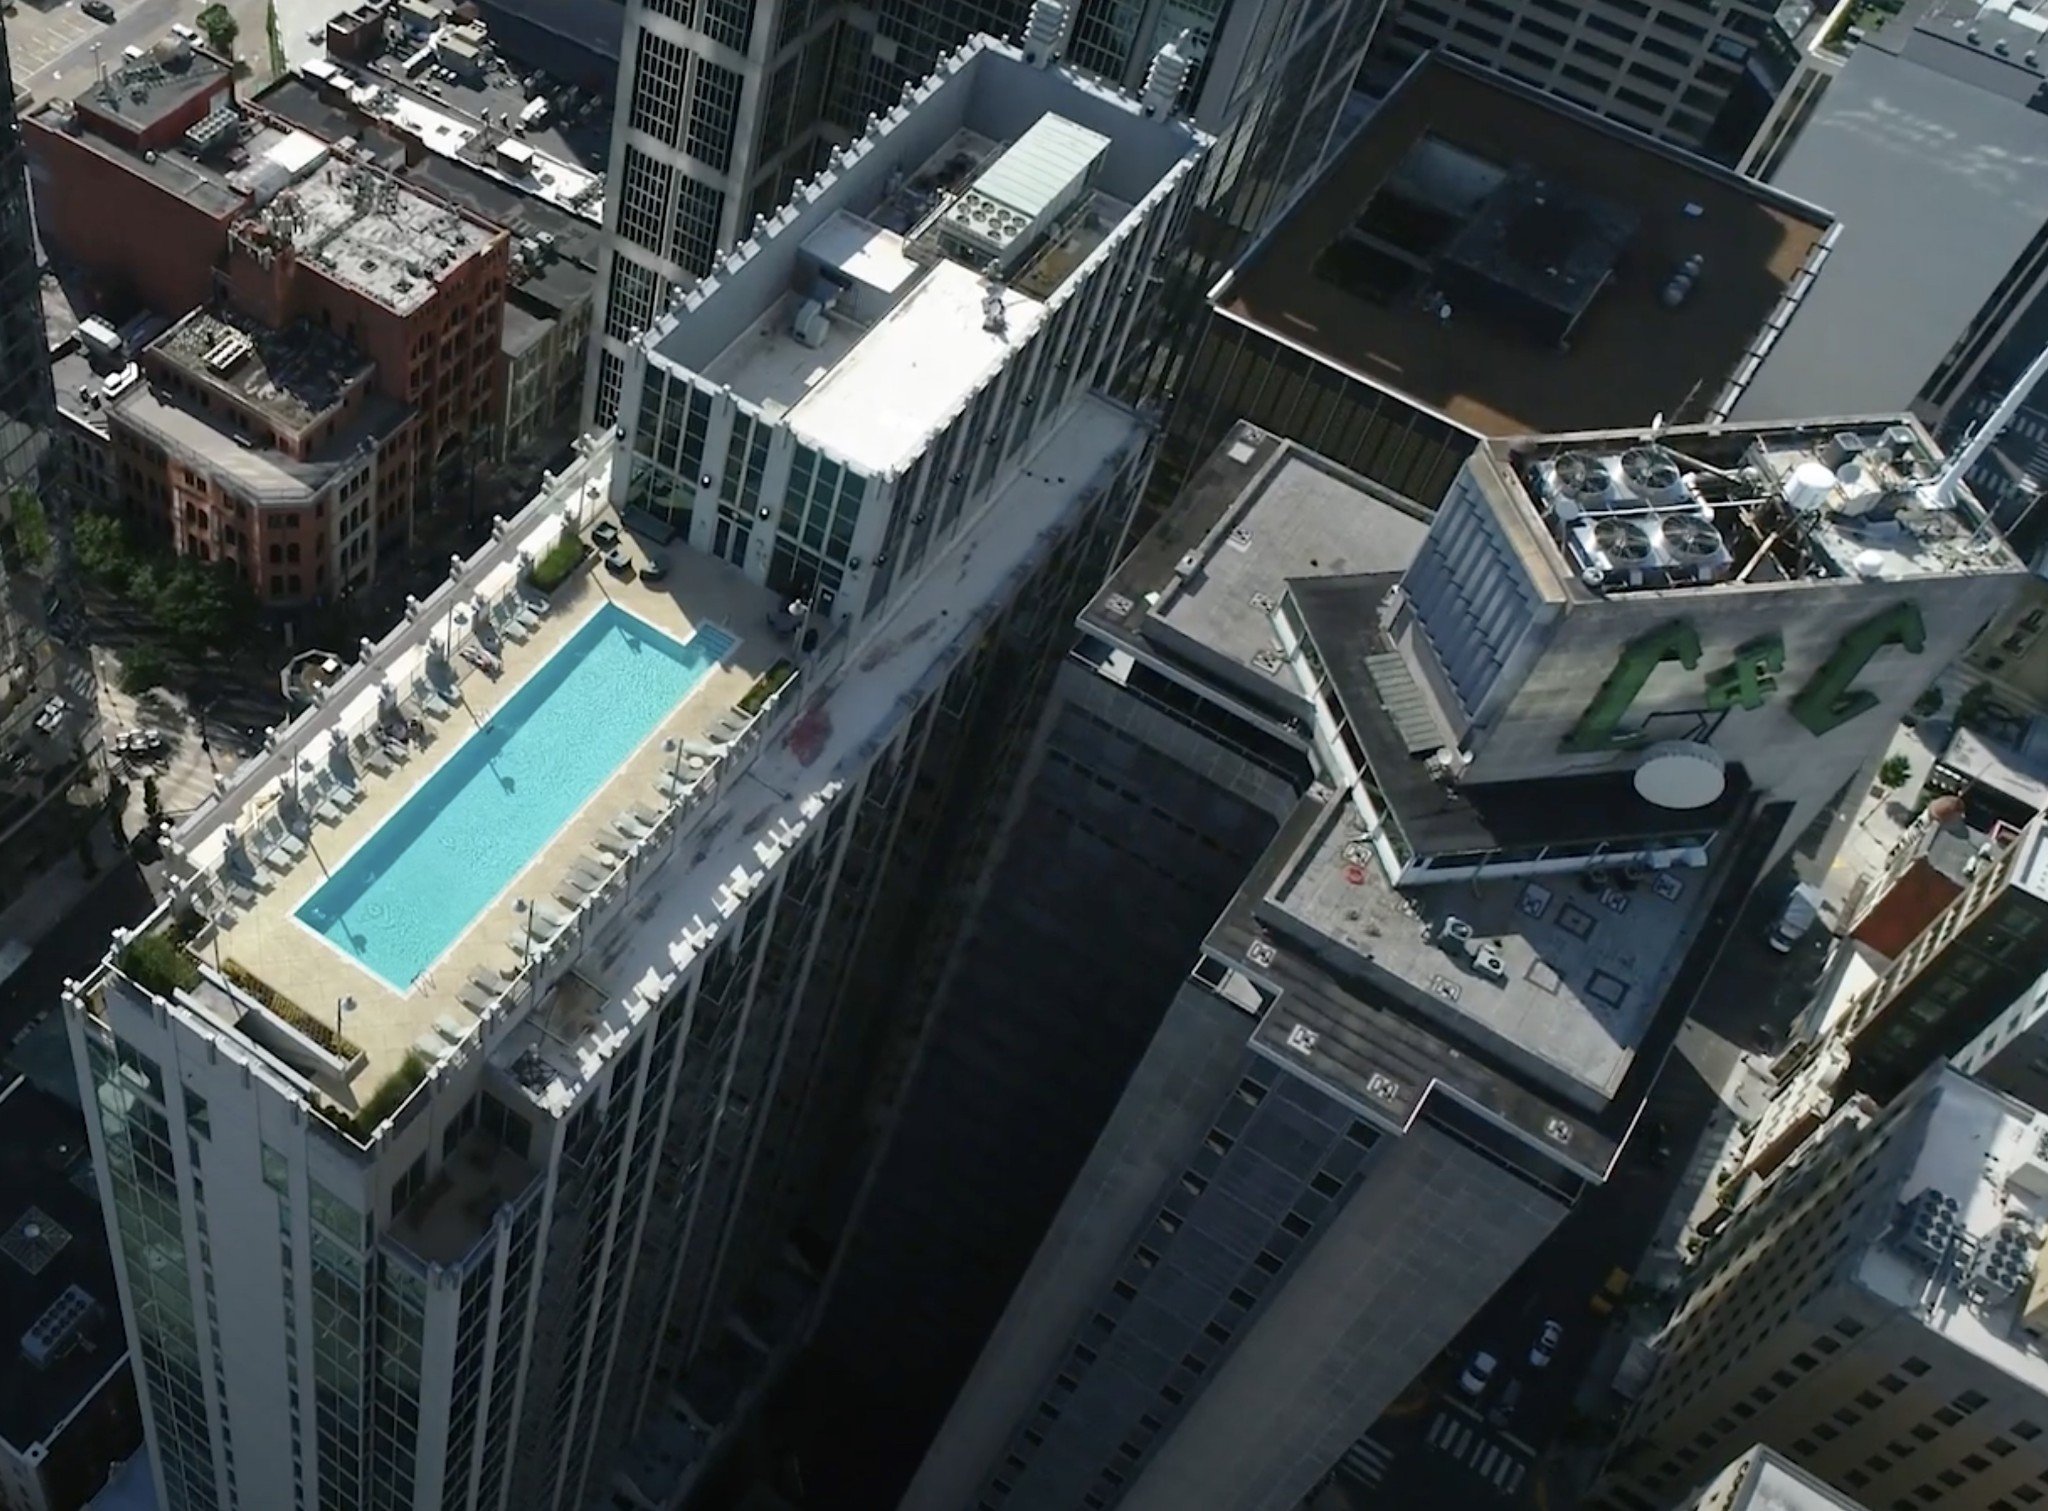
top-left (1633, 740), bottom-right (1727, 810)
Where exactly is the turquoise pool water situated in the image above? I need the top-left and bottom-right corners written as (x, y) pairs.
top-left (297, 605), bottom-right (736, 989)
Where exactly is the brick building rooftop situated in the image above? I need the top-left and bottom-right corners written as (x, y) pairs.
top-left (240, 156), bottom-right (497, 315)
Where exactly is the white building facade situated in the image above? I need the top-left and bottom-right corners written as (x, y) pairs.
top-left (68, 39), bottom-right (1206, 1511)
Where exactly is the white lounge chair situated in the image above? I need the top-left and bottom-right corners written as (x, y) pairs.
top-left (458, 981), bottom-right (498, 1013)
top-left (364, 747), bottom-right (393, 775)
top-left (614, 814), bottom-right (652, 842)
top-left (593, 831), bottom-right (633, 859)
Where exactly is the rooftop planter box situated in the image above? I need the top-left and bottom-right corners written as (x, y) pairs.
top-left (219, 960), bottom-right (367, 1081)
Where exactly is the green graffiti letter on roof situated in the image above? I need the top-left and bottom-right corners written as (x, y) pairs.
top-left (1703, 634), bottom-right (1786, 711)
top-left (1562, 620), bottom-right (1703, 753)
top-left (1788, 601), bottom-right (1925, 736)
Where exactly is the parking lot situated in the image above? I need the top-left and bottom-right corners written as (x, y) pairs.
top-left (6, 0), bottom-right (290, 102)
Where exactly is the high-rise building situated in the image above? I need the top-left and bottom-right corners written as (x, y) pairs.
top-left (903, 412), bottom-right (2020, 1511)
top-left (1671, 1445), bottom-right (1872, 1511)
top-left (587, 0), bottom-right (1380, 427)
top-left (65, 37), bottom-right (1206, 1511)
top-left (0, 1077), bottom-right (142, 1511)
top-left (777, 424), bottom-right (1335, 1504)
top-left (1360, 0), bottom-right (1774, 154)
top-left (1733, 0), bottom-right (2048, 555)
top-left (1593, 1064), bottom-right (2048, 1511)
top-left (1150, 52), bottom-right (1836, 515)
top-left (0, 18), bottom-right (96, 857)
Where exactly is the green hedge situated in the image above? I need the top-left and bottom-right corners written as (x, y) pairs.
top-left (530, 533), bottom-right (589, 591)
top-left (224, 959), bottom-right (363, 1062)
top-left (119, 933), bottom-right (199, 997)
top-left (736, 659), bottom-right (796, 718)
top-left (347, 1052), bottom-right (430, 1139)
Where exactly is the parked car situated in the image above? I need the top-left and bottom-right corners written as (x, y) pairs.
top-left (171, 20), bottom-right (200, 42)
top-left (111, 728), bottom-right (167, 760)
top-left (82, 0), bottom-right (115, 21)
top-left (1590, 1266), bottom-right (1631, 1317)
top-left (1487, 1378), bottom-right (1525, 1426)
top-left (1457, 1351), bottom-right (1497, 1396)
top-left (1529, 1320), bottom-right (1563, 1368)
top-left (590, 520), bottom-right (621, 548)
top-left (602, 546), bottom-right (632, 576)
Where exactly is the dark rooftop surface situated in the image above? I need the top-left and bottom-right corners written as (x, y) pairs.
top-left (0, 1080), bottom-right (127, 1455)
top-left (1736, 10), bottom-right (2048, 421)
top-left (73, 46), bottom-right (229, 135)
top-left (252, 79), bottom-right (413, 168)
top-left (44, 119), bottom-right (246, 219)
top-left (1221, 55), bottom-right (1834, 435)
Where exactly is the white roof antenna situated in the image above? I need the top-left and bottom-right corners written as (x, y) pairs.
top-left (1022, 0), bottom-right (1071, 68)
top-left (1141, 29), bottom-right (1195, 117)
top-left (1934, 341), bottom-right (2048, 508)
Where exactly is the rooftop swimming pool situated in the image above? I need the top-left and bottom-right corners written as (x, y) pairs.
top-left (297, 605), bottom-right (736, 989)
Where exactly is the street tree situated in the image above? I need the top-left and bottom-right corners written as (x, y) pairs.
top-left (197, 3), bottom-right (238, 55)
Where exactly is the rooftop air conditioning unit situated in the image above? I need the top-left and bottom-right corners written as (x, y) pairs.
top-left (1658, 514), bottom-right (1729, 581)
top-left (791, 299), bottom-right (830, 349)
top-left (1621, 445), bottom-right (1689, 506)
top-left (1470, 946), bottom-right (1508, 982)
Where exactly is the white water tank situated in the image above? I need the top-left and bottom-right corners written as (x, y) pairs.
top-left (1633, 740), bottom-right (1727, 810)
top-left (1781, 460), bottom-right (1837, 514)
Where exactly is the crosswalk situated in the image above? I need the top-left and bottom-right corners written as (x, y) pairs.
top-left (1423, 1408), bottom-right (1530, 1496)
top-left (1337, 1434), bottom-right (1394, 1489)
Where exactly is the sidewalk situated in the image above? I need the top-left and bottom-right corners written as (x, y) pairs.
top-left (1811, 714), bottom-right (1952, 930)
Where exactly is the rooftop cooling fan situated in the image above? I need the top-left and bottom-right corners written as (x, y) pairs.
top-left (1659, 514), bottom-right (1723, 563)
top-left (1592, 518), bottom-right (1654, 564)
top-left (1622, 445), bottom-right (1683, 496)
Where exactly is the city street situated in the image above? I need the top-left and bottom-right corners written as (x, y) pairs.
top-left (6, 0), bottom-right (297, 104)
top-left (1320, 866), bottom-right (1834, 1511)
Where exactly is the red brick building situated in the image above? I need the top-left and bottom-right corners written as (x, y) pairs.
top-left (108, 310), bottom-right (419, 603)
top-left (24, 45), bottom-right (241, 314)
top-left (28, 55), bottom-right (510, 604)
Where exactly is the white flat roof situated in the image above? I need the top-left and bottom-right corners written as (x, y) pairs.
top-left (802, 211), bottom-right (918, 298)
top-left (1855, 1069), bottom-right (2048, 1396)
top-left (783, 260), bottom-right (1046, 476)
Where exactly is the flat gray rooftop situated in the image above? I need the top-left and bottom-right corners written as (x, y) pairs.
top-left (1146, 434), bottom-right (1434, 679)
top-left (1737, 40), bottom-right (2048, 420)
top-left (74, 46), bottom-right (229, 134)
top-left (260, 157), bottom-right (497, 314)
top-left (1266, 794), bottom-right (1707, 1104)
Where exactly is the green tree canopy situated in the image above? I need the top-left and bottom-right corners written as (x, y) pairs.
top-left (196, 3), bottom-right (238, 54)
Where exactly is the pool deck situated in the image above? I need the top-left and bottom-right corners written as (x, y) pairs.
top-left (209, 532), bottom-right (783, 1103)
